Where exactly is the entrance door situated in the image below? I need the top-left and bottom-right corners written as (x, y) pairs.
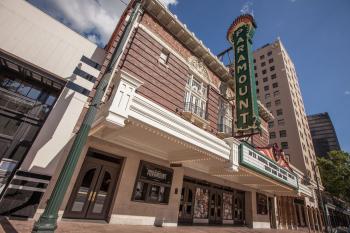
top-left (209, 190), bottom-right (223, 224)
top-left (178, 183), bottom-right (195, 224)
top-left (64, 155), bottom-right (120, 220)
top-left (268, 197), bottom-right (276, 228)
top-left (233, 191), bottom-right (245, 225)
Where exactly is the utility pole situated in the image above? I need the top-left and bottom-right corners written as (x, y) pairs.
top-left (32, 1), bottom-right (142, 232)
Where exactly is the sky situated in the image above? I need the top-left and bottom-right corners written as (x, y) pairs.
top-left (29, 0), bottom-right (350, 152)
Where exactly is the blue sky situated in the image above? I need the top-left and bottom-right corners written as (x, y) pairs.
top-left (30, 0), bottom-right (350, 152)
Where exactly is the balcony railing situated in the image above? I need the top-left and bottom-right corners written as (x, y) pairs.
top-left (184, 102), bottom-right (206, 119)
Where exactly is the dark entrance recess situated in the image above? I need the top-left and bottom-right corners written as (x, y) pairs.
top-left (63, 151), bottom-right (122, 221)
top-left (178, 177), bottom-right (245, 226)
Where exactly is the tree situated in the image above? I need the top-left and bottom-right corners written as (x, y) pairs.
top-left (317, 150), bottom-right (350, 202)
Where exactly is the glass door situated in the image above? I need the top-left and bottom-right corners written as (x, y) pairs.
top-left (233, 191), bottom-right (245, 225)
top-left (64, 156), bottom-right (120, 220)
top-left (209, 190), bottom-right (223, 224)
top-left (178, 183), bottom-right (195, 224)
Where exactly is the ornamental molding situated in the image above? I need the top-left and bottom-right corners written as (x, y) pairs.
top-left (188, 56), bottom-right (210, 83)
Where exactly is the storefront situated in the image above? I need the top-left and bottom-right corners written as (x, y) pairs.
top-left (178, 177), bottom-right (245, 225)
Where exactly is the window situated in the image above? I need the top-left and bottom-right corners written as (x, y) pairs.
top-left (262, 69), bottom-right (267, 75)
top-left (267, 51), bottom-right (272, 56)
top-left (279, 130), bottom-right (287, 137)
top-left (254, 66), bottom-right (257, 70)
top-left (271, 74), bottom-right (277, 79)
top-left (261, 62), bottom-right (266, 67)
top-left (133, 161), bottom-right (173, 204)
top-left (268, 121), bottom-right (274, 128)
top-left (269, 132), bottom-right (276, 139)
top-left (264, 85), bottom-right (269, 91)
top-left (255, 73), bottom-right (258, 78)
top-left (256, 88), bottom-right (259, 93)
top-left (159, 49), bottom-right (170, 65)
top-left (281, 142), bottom-right (289, 149)
top-left (263, 77), bottom-right (268, 82)
top-left (272, 82), bottom-right (278, 88)
top-left (184, 75), bottom-right (207, 118)
top-left (276, 109), bottom-right (283, 116)
top-left (218, 100), bottom-right (233, 134)
top-left (266, 102), bottom-right (271, 108)
top-left (270, 66), bottom-right (275, 71)
top-left (265, 93), bottom-right (270, 99)
top-left (268, 58), bottom-right (273, 64)
top-left (260, 55), bottom-right (265, 60)
top-left (256, 193), bottom-right (268, 215)
top-left (278, 119), bottom-right (285, 126)
top-left (253, 59), bottom-right (256, 63)
top-left (273, 90), bottom-right (280, 97)
top-left (275, 99), bottom-right (281, 106)
top-left (256, 81), bottom-right (258, 85)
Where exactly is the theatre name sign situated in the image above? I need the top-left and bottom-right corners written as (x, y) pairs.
top-left (240, 143), bottom-right (298, 189)
top-left (227, 14), bottom-right (260, 135)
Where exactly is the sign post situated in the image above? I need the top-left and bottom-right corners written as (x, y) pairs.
top-left (227, 14), bottom-right (260, 136)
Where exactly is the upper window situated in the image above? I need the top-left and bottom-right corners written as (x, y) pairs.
top-left (279, 130), bottom-right (287, 137)
top-left (269, 132), bottom-right (276, 139)
top-left (184, 75), bottom-right (207, 119)
top-left (261, 62), bottom-right (266, 67)
top-left (260, 55), bottom-right (265, 60)
top-left (268, 121), bottom-right (274, 128)
top-left (273, 90), bottom-right (280, 97)
top-left (265, 93), bottom-right (270, 99)
top-left (218, 100), bottom-right (233, 134)
top-left (264, 85), bottom-right (269, 91)
top-left (276, 109), bottom-right (283, 116)
top-left (278, 119), bottom-right (285, 126)
top-left (270, 66), bottom-right (275, 71)
top-left (275, 99), bottom-right (281, 106)
top-left (262, 69), bottom-right (267, 75)
top-left (267, 51), bottom-right (272, 56)
top-left (263, 77), bottom-right (268, 83)
top-left (271, 74), bottom-right (277, 79)
top-left (268, 58), bottom-right (274, 64)
top-left (272, 82), bottom-right (279, 88)
top-left (281, 142), bottom-right (289, 149)
top-left (159, 49), bottom-right (170, 65)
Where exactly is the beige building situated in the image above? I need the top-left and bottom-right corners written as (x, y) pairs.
top-left (253, 39), bottom-right (321, 185)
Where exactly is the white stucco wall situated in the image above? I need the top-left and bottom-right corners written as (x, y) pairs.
top-left (0, 0), bottom-right (106, 175)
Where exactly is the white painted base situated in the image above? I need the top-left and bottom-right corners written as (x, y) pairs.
top-left (110, 214), bottom-right (177, 227)
top-left (223, 219), bottom-right (234, 224)
top-left (193, 218), bottom-right (209, 224)
top-left (252, 221), bottom-right (271, 228)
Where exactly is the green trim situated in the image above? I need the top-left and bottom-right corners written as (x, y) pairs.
top-left (239, 142), bottom-right (298, 189)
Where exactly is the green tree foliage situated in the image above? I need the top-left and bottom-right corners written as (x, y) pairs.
top-left (317, 151), bottom-right (350, 202)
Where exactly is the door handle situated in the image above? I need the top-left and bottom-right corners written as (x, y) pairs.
top-left (91, 192), bottom-right (97, 202)
top-left (87, 192), bottom-right (93, 201)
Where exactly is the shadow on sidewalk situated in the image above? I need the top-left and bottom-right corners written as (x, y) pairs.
top-left (0, 217), bottom-right (19, 233)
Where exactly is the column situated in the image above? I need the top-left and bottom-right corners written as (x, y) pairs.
top-left (292, 201), bottom-right (299, 229)
top-left (304, 206), bottom-right (311, 232)
top-left (309, 208), bottom-right (315, 231)
top-left (317, 209), bottom-right (324, 232)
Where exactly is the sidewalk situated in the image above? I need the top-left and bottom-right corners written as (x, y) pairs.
top-left (0, 218), bottom-right (310, 233)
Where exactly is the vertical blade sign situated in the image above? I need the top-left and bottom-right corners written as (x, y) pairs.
top-left (227, 14), bottom-right (260, 135)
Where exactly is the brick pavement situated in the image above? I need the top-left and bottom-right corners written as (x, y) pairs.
top-left (0, 218), bottom-right (310, 233)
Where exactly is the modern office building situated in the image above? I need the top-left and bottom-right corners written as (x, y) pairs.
top-left (0, 0), bottom-right (105, 217)
top-left (0, 0), bottom-right (325, 231)
top-left (253, 40), bottom-right (320, 183)
top-left (307, 112), bottom-right (341, 157)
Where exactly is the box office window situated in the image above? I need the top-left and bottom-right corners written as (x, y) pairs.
top-left (256, 193), bottom-right (268, 215)
top-left (133, 161), bottom-right (173, 204)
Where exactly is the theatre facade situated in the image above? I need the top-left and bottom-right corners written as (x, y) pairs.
top-left (0, 0), bottom-right (325, 231)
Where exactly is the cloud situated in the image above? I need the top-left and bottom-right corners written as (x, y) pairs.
top-left (345, 91), bottom-right (350, 95)
top-left (29, 0), bottom-right (178, 46)
top-left (240, 1), bottom-right (254, 16)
